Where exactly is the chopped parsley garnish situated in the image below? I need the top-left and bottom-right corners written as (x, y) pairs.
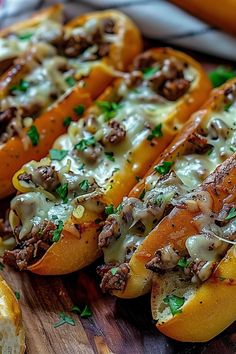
top-left (79, 179), bottom-right (89, 192)
top-left (139, 188), bottom-right (146, 200)
top-left (105, 151), bottom-right (115, 162)
top-left (225, 207), bottom-right (236, 220)
top-left (27, 125), bottom-right (40, 146)
top-left (53, 312), bottom-right (75, 328)
top-left (11, 79), bottom-right (29, 92)
top-left (0, 262), bottom-right (5, 271)
top-left (224, 101), bottom-right (234, 112)
top-left (96, 101), bottom-right (121, 121)
top-left (71, 305), bottom-right (92, 318)
top-left (56, 183), bottom-right (68, 203)
top-left (105, 204), bottom-right (115, 215)
top-left (163, 295), bottom-right (185, 315)
top-left (155, 194), bottom-right (163, 207)
top-left (51, 215), bottom-right (58, 221)
top-left (78, 163), bottom-right (85, 170)
top-left (18, 32), bottom-right (33, 40)
top-left (80, 305), bottom-right (92, 318)
top-left (230, 145), bottom-right (236, 152)
top-left (15, 291), bottom-right (20, 300)
top-left (142, 66), bottom-right (159, 79)
top-left (50, 149), bottom-right (68, 161)
top-left (207, 147), bottom-right (214, 156)
top-left (74, 105), bottom-right (85, 117)
top-left (177, 257), bottom-right (190, 269)
top-left (63, 116), bottom-right (72, 127)
top-left (147, 123), bottom-right (163, 141)
top-left (155, 161), bottom-right (173, 175)
top-left (65, 76), bottom-right (76, 87)
top-left (75, 136), bottom-right (96, 151)
top-left (71, 305), bottom-right (81, 314)
top-left (52, 220), bottom-right (64, 242)
top-left (208, 66), bottom-right (236, 88)
top-left (113, 167), bottom-right (120, 173)
top-left (111, 267), bottom-right (118, 276)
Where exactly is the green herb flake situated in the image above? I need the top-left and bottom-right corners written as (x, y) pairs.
top-left (230, 145), bottom-right (236, 152)
top-left (208, 66), bottom-right (236, 88)
top-left (105, 204), bottom-right (115, 215)
top-left (155, 195), bottom-right (163, 207)
top-left (18, 32), bottom-right (33, 40)
top-left (177, 257), bottom-right (190, 269)
top-left (96, 101), bottom-right (121, 121)
top-left (63, 116), bottom-right (72, 127)
top-left (71, 305), bottom-right (81, 314)
top-left (50, 149), bottom-right (68, 161)
top-left (53, 312), bottom-right (75, 328)
top-left (80, 305), bottom-right (92, 318)
top-left (15, 291), bottom-right (20, 300)
top-left (74, 105), bottom-right (85, 117)
top-left (207, 147), bottom-right (214, 156)
top-left (155, 161), bottom-right (173, 175)
top-left (111, 267), bottom-right (118, 276)
top-left (105, 151), bottom-right (115, 162)
top-left (51, 215), bottom-right (58, 221)
top-left (143, 66), bottom-right (159, 79)
top-left (0, 262), bottom-right (5, 271)
top-left (52, 220), bottom-right (64, 242)
top-left (225, 207), bottom-right (236, 220)
top-left (79, 179), bottom-right (89, 192)
top-left (224, 101), bottom-right (234, 112)
top-left (27, 125), bottom-right (40, 146)
top-left (218, 276), bottom-right (226, 281)
top-left (147, 123), bottom-right (163, 141)
top-left (163, 295), bottom-right (185, 316)
top-left (11, 79), bottom-right (29, 92)
top-left (56, 183), bottom-right (68, 203)
top-left (65, 76), bottom-right (76, 87)
top-left (139, 188), bottom-right (146, 200)
top-left (75, 136), bottom-right (96, 151)
top-left (78, 163), bottom-right (85, 170)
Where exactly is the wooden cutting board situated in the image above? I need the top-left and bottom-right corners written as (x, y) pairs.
top-left (2, 46), bottom-right (236, 354)
top-left (3, 263), bottom-right (236, 354)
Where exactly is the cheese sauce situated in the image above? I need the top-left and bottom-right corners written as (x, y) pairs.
top-left (103, 97), bottom-right (236, 264)
top-left (11, 59), bottom-right (197, 241)
top-left (0, 20), bottom-right (62, 61)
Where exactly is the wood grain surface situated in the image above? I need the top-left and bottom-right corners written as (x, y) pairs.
top-left (1, 46), bottom-right (236, 354)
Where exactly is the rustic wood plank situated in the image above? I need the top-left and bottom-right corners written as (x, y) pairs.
top-left (3, 267), bottom-right (94, 354)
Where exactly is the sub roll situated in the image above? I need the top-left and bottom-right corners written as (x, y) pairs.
top-left (0, 8), bottom-right (142, 198)
top-left (97, 78), bottom-right (236, 299)
top-left (4, 48), bottom-right (210, 275)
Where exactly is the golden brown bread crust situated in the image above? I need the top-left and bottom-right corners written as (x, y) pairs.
top-left (0, 276), bottom-right (25, 353)
top-left (14, 48), bottom-right (211, 276)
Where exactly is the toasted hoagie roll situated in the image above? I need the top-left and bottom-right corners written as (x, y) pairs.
top-left (151, 154), bottom-right (236, 342)
top-left (0, 9), bottom-right (142, 198)
top-left (0, 275), bottom-right (25, 352)
top-left (4, 48), bottom-right (210, 275)
top-left (0, 4), bottom-right (63, 74)
top-left (97, 78), bottom-right (236, 298)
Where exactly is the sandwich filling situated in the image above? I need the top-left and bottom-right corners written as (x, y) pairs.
top-left (3, 53), bottom-right (196, 270)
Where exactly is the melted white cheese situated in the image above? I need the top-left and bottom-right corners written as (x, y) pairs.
top-left (174, 105), bottom-right (236, 189)
top-left (0, 20), bottom-right (62, 61)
